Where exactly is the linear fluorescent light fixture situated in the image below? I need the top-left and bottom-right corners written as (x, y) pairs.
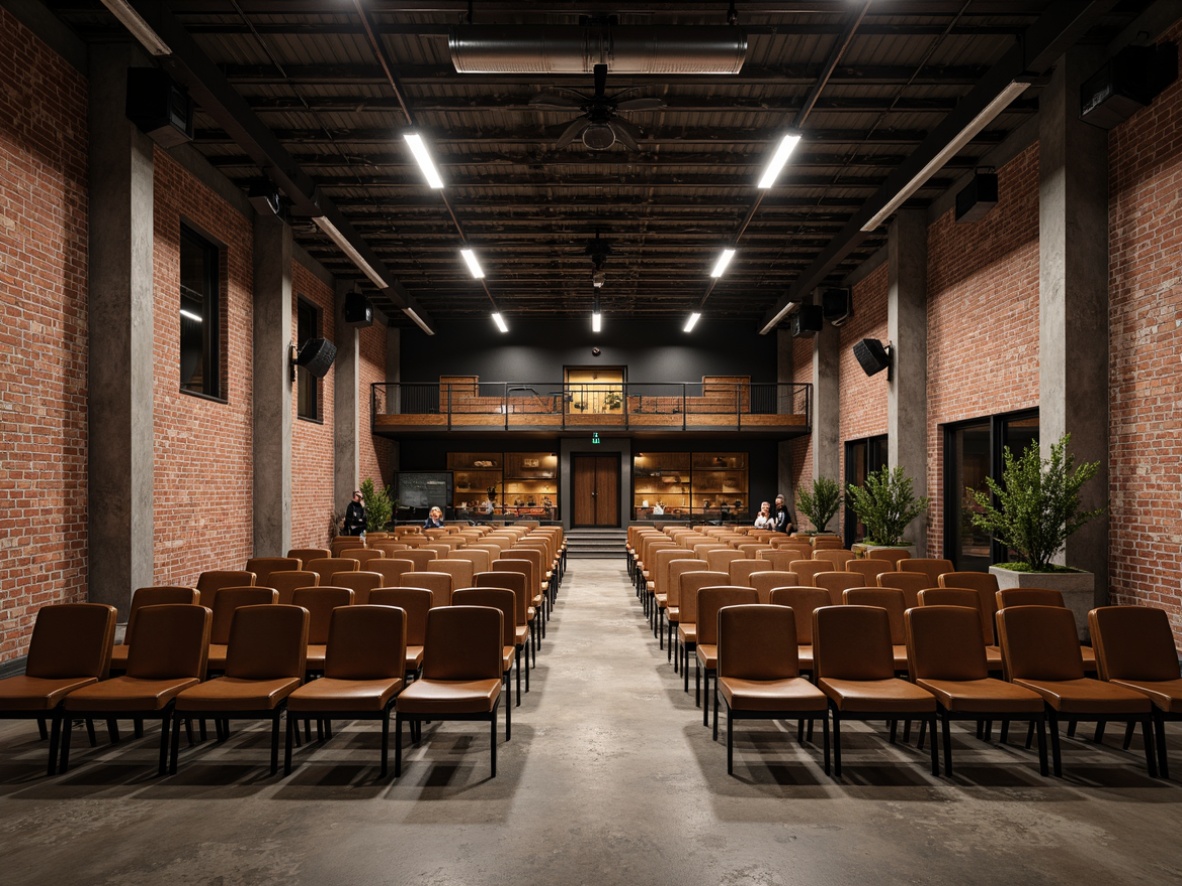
top-left (403, 306), bottom-right (435, 336)
top-left (491, 311), bottom-right (509, 333)
top-left (757, 133), bottom-right (802, 189)
top-left (460, 248), bottom-right (485, 279)
top-left (591, 306), bottom-right (602, 333)
top-left (683, 312), bottom-right (702, 333)
top-left (312, 216), bottom-right (388, 290)
top-left (403, 132), bottom-right (444, 189)
top-left (759, 300), bottom-right (798, 335)
top-left (861, 81), bottom-right (1030, 232)
top-left (179, 308), bottom-right (203, 323)
top-left (100, 0), bottom-right (172, 56)
top-left (710, 248), bottom-right (736, 278)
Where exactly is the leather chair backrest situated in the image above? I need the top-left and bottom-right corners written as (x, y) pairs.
top-left (371, 559), bottom-right (416, 586)
top-left (371, 541), bottom-right (410, 556)
top-left (997, 605), bottom-right (1085, 681)
top-left (427, 558), bottom-right (475, 589)
top-left (422, 605), bottom-right (504, 681)
top-left (467, 544), bottom-right (503, 561)
top-left (667, 559), bottom-right (708, 609)
top-left (474, 571), bottom-right (527, 626)
top-left (291, 586), bottom-right (353, 644)
top-left (331, 536), bottom-right (366, 555)
top-left (706, 548), bottom-right (744, 572)
top-left (697, 586), bottom-right (758, 645)
top-left (788, 559), bottom-right (830, 587)
top-left (938, 571), bottom-right (1000, 643)
top-left (812, 549), bottom-right (855, 568)
top-left (304, 558), bottom-right (360, 579)
top-left (899, 558), bottom-right (955, 586)
top-left (814, 571), bottom-right (865, 605)
top-left (727, 559), bottom-right (767, 587)
top-left (917, 586), bottom-right (981, 613)
top-left (768, 587), bottom-right (830, 645)
top-left (844, 559), bottom-right (890, 584)
top-left (25, 603), bottom-right (118, 680)
top-left (268, 571), bottom-right (320, 604)
top-left (996, 587), bottom-right (1065, 609)
top-left (324, 604), bottom-right (406, 680)
top-left (494, 559), bottom-right (537, 600)
top-left (748, 571), bottom-right (800, 603)
top-left (126, 603), bottom-right (211, 680)
top-left (245, 558), bottom-right (301, 585)
top-left (813, 604), bottom-right (896, 680)
top-left (225, 604), bottom-right (308, 680)
top-left (451, 549), bottom-right (492, 574)
top-left (399, 549), bottom-right (436, 571)
top-left (196, 571), bottom-right (256, 609)
top-left (1089, 605), bottom-right (1182, 682)
top-left (211, 587), bottom-right (278, 644)
top-left (905, 605), bottom-right (988, 681)
top-left (864, 548), bottom-right (910, 566)
top-left (650, 548), bottom-right (685, 597)
top-left (329, 571), bottom-right (382, 605)
top-left (875, 571), bottom-right (932, 609)
top-left (400, 572), bottom-right (453, 607)
top-left (506, 549), bottom-right (545, 588)
top-left (370, 588), bottom-right (432, 647)
top-left (843, 587), bottom-right (906, 644)
top-left (340, 549), bottom-right (386, 568)
top-left (735, 544), bottom-right (773, 560)
top-left (678, 571), bottom-right (729, 624)
top-left (453, 588), bottom-right (516, 646)
top-left (758, 549), bottom-right (803, 571)
top-left (127, 586), bottom-right (200, 634)
top-left (286, 548), bottom-right (329, 564)
top-left (718, 604), bottom-right (800, 681)
top-left (811, 536), bottom-right (844, 550)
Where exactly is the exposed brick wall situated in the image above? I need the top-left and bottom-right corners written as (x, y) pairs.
top-left (152, 148), bottom-right (253, 583)
top-left (0, 10), bottom-right (89, 664)
top-left (291, 262), bottom-right (335, 548)
top-left (925, 142), bottom-right (1041, 556)
top-left (359, 322), bottom-right (396, 489)
top-left (1108, 21), bottom-right (1182, 641)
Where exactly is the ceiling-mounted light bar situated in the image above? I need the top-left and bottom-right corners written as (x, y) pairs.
top-left (591, 297), bottom-right (602, 333)
top-left (460, 248), bottom-right (485, 279)
top-left (710, 248), bottom-right (736, 278)
top-left (861, 81), bottom-right (1030, 232)
top-left (491, 311), bottom-right (509, 334)
top-left (403, 307), bottom-right (434, 336)
top-left (100, 0), bottom-right (172, 56)
top-left (312, 216), bottom-right (388, 290)
top-left (757, 133), bottom-right (803, 189)
top-left (404, 132), bottom-right (445, 189)
top-left (683, 312), bottom-right (702, 333)
top-left (758, 300), bottom-right (798, 336)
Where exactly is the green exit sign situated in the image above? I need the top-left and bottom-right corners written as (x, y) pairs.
top-left (592, 432), bottom-right (601, 444)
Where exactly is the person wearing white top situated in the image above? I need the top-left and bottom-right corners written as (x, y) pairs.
top-left (753, 500), bottom-right (774, 528)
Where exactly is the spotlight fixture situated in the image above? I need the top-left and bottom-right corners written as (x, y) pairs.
top-left (491, 311), bottom-right (509, 333)
top-left (757, 133), bottom-right (802, 189)
top-left (591, 270), bottom-right (606, 289)
top-left (710, 248), bottom-right (736, 278)
top-left (403, 132), bottom-right (445, 189)
top-left (460, 248), bottom-right (485, 278)
top-left (683, 312), bottom-right (702, 333)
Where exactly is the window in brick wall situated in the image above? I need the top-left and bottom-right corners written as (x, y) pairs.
top-left (297, 296), bottom-right (322, 421)
top-left (843, 434), bottom-right (888, 547)
top-left (179, 225), bottom-right (222, 399)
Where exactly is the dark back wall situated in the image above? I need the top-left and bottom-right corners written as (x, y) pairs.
top-left (399, 318), bottom-right (777, 384)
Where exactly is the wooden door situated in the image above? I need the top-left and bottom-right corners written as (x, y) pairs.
top-left (573, 454), bottom-right (620, 527)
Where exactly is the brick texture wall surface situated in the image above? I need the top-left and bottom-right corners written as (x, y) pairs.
top-left (1108, 23), bottom-right (1182, 638)
top-left (0, 10), bottom-right (89, 663)
top-left (925, 142), bottom-right (1041, 556)
top-left (359, 323), bottom-right (396, 489)
top-left (152, 148), bottom-right (254, 584)
top-left (291, 263), bottom-right (335, 548)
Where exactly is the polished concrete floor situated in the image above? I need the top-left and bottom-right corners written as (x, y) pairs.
top-left (2, 557), bottom-right (1180, 885)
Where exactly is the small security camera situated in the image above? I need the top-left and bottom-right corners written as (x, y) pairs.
top-left (591, 347), bottom-right (602, 356)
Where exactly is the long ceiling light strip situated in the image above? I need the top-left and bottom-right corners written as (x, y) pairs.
top-left (491, 311), bottom-right (509, 333)
top-left (100, 0), bottom-right (172, 56)
top-left (757, 133), bottom-right (803, 189)
top-left (460, 248), bottom-right (485, 278)
top-left (404, 132), bottom-right (445, 189)
top-left (710, 248), bottom-right (737, 278)
top-left (312, 216), bottom-right (388, 290)
top-left (591, 296), bottom-right (602, 333)
top-left (403, 307), bottom-right (434, 336)
top-left (683, 312), bottom-right (702, 333)
top-left (861, 81), bottom-right (1030, 232)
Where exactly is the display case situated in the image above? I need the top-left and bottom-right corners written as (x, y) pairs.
top-left (691, 452), bottom-right (748, 519)
top-left (632, 452), bottom-right (691, 519)
top-left (632, 451), bottom-right (748, 520)
top-left (447, 451), bottom-right (558, 518)
top-left (448, 452), bottom-right (502, 514)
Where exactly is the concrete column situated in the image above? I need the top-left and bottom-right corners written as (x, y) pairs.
top-left (384, 324), bottom-right (401, 477)
top-left (1039, 48), bottom-right (1109, 596)
top-left (812, 292), bottom-right (841, 484)
top-left (87, 46), bottom-right (155, 615)
top-left (334, 281), bottom-right (360, 514)
top-left (887, 209), bottom-right (928, 553)
top-left (776, 328), bottom-right (795, 503)
top-left (252, 213), bottom-right (293, 556)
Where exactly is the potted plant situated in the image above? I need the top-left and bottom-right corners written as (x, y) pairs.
top-left (359, 477), bottom-right (395, 533)
top-left (970, 433), bottom-right (1103, 640)
top-left (846, 465), bottom-right (929, 557)
top-left (797, 476), bottom-right (841, 536)
top-left (603, 391), bottom-right (623, 411)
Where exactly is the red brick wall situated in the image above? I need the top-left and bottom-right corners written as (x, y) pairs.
top-left (1108, 22), bottom-right (1182, 638)
top-left (359, 323), bottom-right (396, 490)
top-left (0, 10), bottom-right (89, 663)
top-left (152, 148), bottom-right (254, 583)
top-left (925, 143), bottom-right (1041, 556)
top-left (291, 263), bottom-right (335, 548)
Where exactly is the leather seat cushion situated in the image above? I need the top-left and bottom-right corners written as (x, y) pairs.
top-left (396, 678), bottom-right (501, 714)
top-left (720, 677), bottom-right (827, 712)
top-left (287, 677), bottom-right (404, 713)
top-left (1110, 678), bottom-right (1182, 713)
top-left (916, 677), bottom-right (1045, 714)
top-left (819, 677), bottom-right (936, 713)
top-left (0, 676), bottom-right (99, 711)
top-left (64, 676), bottom-right (200, 712)
top-left (175, 676), bottom-right (302, 712)
top-left (1012, 677), bottom-right (1152, 714)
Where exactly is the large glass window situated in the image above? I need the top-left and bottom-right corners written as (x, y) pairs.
top-left (296, 297), bottom-right (321, 421)
top-left (844, 434), bottom-right (888, 546)
top-left (179, 225), bottom-right (221, 398)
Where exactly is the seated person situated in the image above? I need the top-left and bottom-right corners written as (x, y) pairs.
top-left (423, 505), bottom-right (446, 529)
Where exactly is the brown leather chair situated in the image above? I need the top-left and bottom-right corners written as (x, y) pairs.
top-left (170, 604), bottom-right (309, 775)
top-left (842, 587), bottom-right (909, 672)
top-left (844, 558), bottom-right (891, 584)
top-left (677, 571), bottom-right (729, 694)
top-left (331, 536), bottom-right (366, 557)
top-left (905, 604), bottom-right (1047, 776)
top-left (450, 548), bottom-right (492, 575)
top-left (398, 549), bottom-right (437, 571)
top-left (339, 548), bottom-right (386, 569)
top-left (474, 571), bottom-right (531, 695)
top-left (1089, 605), bottom-right (1182, 778)
top-left (495, 559), bottom-right (540, 654)
top-left (394, 605), bottom-right (506, 778)
top-left (898, 558), bottom-right (955, 586)
top-left (370, 558), bottom-right (416, 588)
top-left (814, 571), bottom-right (865, 606)
top-left (876, 570), bottom-right (932, 609)
top-left (864, 548), bottom-right (911, 567)
top-left (426, 558), bottom-right (475, 593)
top-left (508, 547), bottom-right (550, 622)
top-left (716, 604), bottom-right (829, 775)
top-left (746, 571), bottom-right (800, 604)
top-left (60, 603), bottom-right (211, 776)
top-left (788, 559), bottom-right (831, 588)
top-left (650, 547), bottom-right (689, 639)
top-left (330, 570), bottom-right (383, 605)
top-left (665, 559), bottom-right (708, 658)
top-left (811, 536), bottom-right (844, 550)
top-left (695, 586), bottom-right (759, 728)
top-left (268, 570), bottom-right (320, 604)
top-left (995, 588), bottom-right (1097, 674)
top-left (304, 557), bottom-right (360, 579)
top-left (0, 603), bottom-right (117, 775)
top-left (371, 541), bottom-right (410, 557)
top-left (916, 587), bottom-right (1002, 671)
top-left (287, 547), bottom-right (330, 564)
top-left (996, 605), bottom-right (1156, 777)
top-left (283, 604), bottom-right (407, 777)
top-left (755, 549), bottom-right (801, 572)
top-left (453, 588), bottom-right (518, 732)
top-left (727, 558), bottom-right (768, 588)
top-left (111, 586), bottom-right (200, 673)
top-left (292, 586), bottom-right (355, 676)
top-left (768, 587), bottom-right (830, 676)
top-left (207, 587), bottom-right (278, 672)
top-left (400, 571), bottom-right (453, 607)
top-left (245, 558), bottom-right (301, 585)
top-left (370, 587), bottom-right (433, 678)
top-left (196, 570), bottom-right (256, 610)
top-left (813, 604), bottom-right (939, 778)
top-left (812, 549), bottom-right (856, 569)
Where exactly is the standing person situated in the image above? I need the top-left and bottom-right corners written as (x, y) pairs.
top-left (423, 505), bottom-right (446, 529)
top-left (773, 493), bottom-right (796, 534)
top-left (754, 500), bottom-right (774, 528)
top-left (343, 489), bottom-right (367, 536)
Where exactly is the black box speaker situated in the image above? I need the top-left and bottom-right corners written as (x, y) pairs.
top-left (344, 291), bottom-right (373, 327)
top-left (955, 172), bottom-right (999, 223)
top-left (821, 288), bottom-right (852, 326)
top-left (125, 68), bottom-right (194, 148)
top-left (853, 338), bottom-right (890, 377)
top-left (791, 304), bottom-right (823, 337)
top-left (1081, 42), bottom-right (1178, 130)
top-left (296, 337), bottom-right (337, 379)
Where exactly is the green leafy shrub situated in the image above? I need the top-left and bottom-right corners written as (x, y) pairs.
top-left (798, 476), bottom-right (841, 533)
top-left (969, 433), bottom-right (1103, 572)
top-left (846, 466), bottom-right (928, 546)
top-left (360, 477), bottom-right (395, 532)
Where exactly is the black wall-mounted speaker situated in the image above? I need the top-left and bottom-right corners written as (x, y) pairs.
top-left (955, 172), bottom-right (999, 223)
top-left (853, 338), bottom-right (891, 377)
top-left (296, 338), bottom-right (337, 379)
top-left (125, 68), bottom-right (194, 148)
top-left (344, 291), bottom-right (374, 327)
top-left (821, 288), bottom-right (853, 326)
top-left (792, 304), bottom-right (824, 337)
top-left (1080, 42), bottom-right (1178, 130)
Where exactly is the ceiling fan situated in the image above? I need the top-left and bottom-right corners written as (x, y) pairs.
top-left (530, 63), bottom-right (665, 151)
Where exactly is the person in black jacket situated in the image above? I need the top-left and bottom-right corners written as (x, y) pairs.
top-left (342, 489), bottom-right (367, 536)
top-left (773, 493), bottom-right (796, 534)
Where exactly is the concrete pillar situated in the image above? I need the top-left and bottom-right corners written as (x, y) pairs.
top-left (812, 292), bottom-right (841, 484)
top-left (334, 281), bottom-right (360, 515)
top-left (87, 46), bottom-right (155, 615)
top-left (252, 213), bottom-right (293, 557)
top-left (385, 324), bottom-right (401, 475)
top-left (1039, 48), bottom-right (1109, 596)
top-left (776, 328), bottom-right (795, 503)
top-left (887, 209), bottom-right (928, 553)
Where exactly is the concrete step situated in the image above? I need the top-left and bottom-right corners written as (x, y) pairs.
top-left (565, 528), bottom-right (628, 558)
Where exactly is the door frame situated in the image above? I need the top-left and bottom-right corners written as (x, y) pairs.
top-left (559, 436), bottom-right (632, 530)
top-left (571, 452), bottom-right (621, 528)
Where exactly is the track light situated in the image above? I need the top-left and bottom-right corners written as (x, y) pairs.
top-left (491, 312), bottom-right (509, 333)
top-left (460, 248), bottom-right (485, 278)
top-left (404, 132), bottom-right (444, 189)
top-left (710, 248), bottom-right (736, 278)
top-left (100, 0), bottom-right (172, 56)
top-left (683, 312), bottom-right (701, 332)
top-left (757, 133), bottom-right (802, 189)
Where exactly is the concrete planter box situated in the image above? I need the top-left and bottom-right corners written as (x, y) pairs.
top-left (989, 566), bottom-right (1096, 642)
top-left (851, 543), bottom-right (916, 559)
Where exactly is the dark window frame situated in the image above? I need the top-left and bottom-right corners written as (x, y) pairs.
top-left (179, 224), bottom-right (224, 401)
top-left (296, 296), bottom-right (323, 422)
top-left (843, 433), bottom-right (888, 547)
